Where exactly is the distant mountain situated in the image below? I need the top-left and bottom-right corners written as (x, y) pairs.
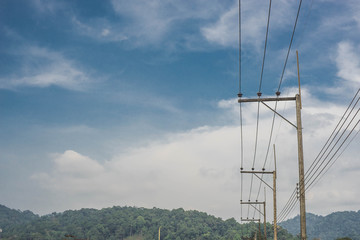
top-left (0, 204), bottom-right (296, 240)
top-left (280, 210), bottom-right (360, 240)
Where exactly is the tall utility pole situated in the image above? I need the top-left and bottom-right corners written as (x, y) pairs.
top-left (296, 50), bottom-right (306, 240)
top-left (238, 92), bottom-right (306, 239)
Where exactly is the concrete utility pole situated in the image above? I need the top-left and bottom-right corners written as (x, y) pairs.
top-left (241, 218), bottom-right (262, 240)
top-left (273, 144), bottom-right (278, 240)
top-left (263, 189), bottom-right (267, 240)
top-left (241, 166), bottom-right (277, 240)
top-left (296, 50), bottom-right (307, 240)
top-left (238, 91), bottom-right (306, 239)
top-left (241, 202), bottom-right (266, 240)
top-left (296, 93), bottom-right (306, 240)
top-left (158, 226), bottom-right (161, 240)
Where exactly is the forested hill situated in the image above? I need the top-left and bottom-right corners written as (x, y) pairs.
top-left (0, 204), bottom-right (39, 229)
top-left (280, 210), bottom-right (360, 240)
top-left (0, 204), bottom-right (296, 240)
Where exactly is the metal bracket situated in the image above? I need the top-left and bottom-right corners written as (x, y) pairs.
top-left (241, 170), bottom-right (274, 191)
top-left (261, 101), bottom-right (297, 129)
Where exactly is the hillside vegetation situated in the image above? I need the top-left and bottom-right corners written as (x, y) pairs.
top-left (0, 205), bottom-right (295, 240)
top-left (280, 211), bottom-right (360, 240)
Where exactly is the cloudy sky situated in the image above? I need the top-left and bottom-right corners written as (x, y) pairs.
top-left (0, 0), bottom-right (359, 223)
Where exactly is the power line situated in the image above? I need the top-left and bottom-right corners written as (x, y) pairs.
top-left (254, 0), bottom-right (303, 209)
top-left (247, 0), bottom-right (274, 214)
top-left (305, 114), bottom-right (360, 191)
top-left (238, 0), bottom-right (245, 221)
top-left (251, 0), bottom-right (276, 209)
top-left (238, 0), bottom-right (242, 95)
top-left (277, 0), bottom-right (303, 93)
top-left (253, 101), bottom-right (279, 206)
top-left (278, 194), bottom-right (297, 222)
top-left (305, 98), bottom-right (360, 188)
top-left (304, 89), bottom-right (360, 180)
top-left (281, 115), bottom-right (360, 222)
top-left (278, 193), bottom-right (299, 222)
top-left (294, 0), bottom-right (315, 49)
top-left (258, 0), bottom-right (272, 93)
top-left (277, 90), bottom-right (360, 222)
top-left (307, 127), bottom-right (360, 193)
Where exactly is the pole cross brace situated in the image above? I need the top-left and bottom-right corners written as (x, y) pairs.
top-left (241, 201), bottom-right (265, 216)
top-left (238, 96), bottom-right (297, 129)
top-left (241, 171), bottom-right (274, 191)
top-left (241, 218), bottom-right (261, 222)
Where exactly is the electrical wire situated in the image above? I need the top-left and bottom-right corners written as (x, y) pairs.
top-left (253, 101), bottom-right (279, 205)
top-left (258, 0), bottom-right (272, 93)
top-left (277, 187), bottom-right (297, 221)
top-left (307, 128), bottom-right (360, 193)
top-left (251, 0), bottom-right (276, 207)
top-left (278, 195), bottom-right (299, 223)
top-left (305, 116), bottom-right (360, 191)
top-left (280, 115), bottom-right (359, 221)
top-left (238, 0), bottom-right (245, 221)
top-left (238, 0), bottom-right (242, 95)
top-left (304, 89), bottom-right (360, 180)
top-left (304, 101), bottom-right (360, 188)
top-left (294, 0), bottom-right (314, 49)
top-left (254, 0), bottom-right (303, 209)
top-left (277, 0), bottom-right (303, 93)
top-left (278, 90), bottom-right (360, 222)
top-left (247, 0), bottom-right (274, 216)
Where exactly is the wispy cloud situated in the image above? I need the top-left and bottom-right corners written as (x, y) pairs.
top-left (335, 41), bottom-right (360, 85)
top-left (201, 0), bottom-right (295, 49)
top-left (30, 0), bottom-right (64, 14)
top-left (71, 0), bottom-right (229, 48)
top-left (0, 46), bottom-right (93, 91)
top-left (71, 17), bottom-right (128, 43)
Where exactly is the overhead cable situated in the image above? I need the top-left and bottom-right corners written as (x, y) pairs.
top-left (277, 0), bottom-right (303, 93)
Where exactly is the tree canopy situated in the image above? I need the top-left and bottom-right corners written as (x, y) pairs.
top-left (0, 204), bottom-right (295, 240)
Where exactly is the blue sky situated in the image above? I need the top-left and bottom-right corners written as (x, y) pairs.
top-left (0, 0), bottom-right (359, 221)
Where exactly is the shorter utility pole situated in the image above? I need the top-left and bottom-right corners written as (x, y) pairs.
top-left (273, 144), bottom-right (278, 240)
top-left (241, 201), bottom-right (266, 240)
top-left (241, 165), bottom-right (278, 240)
top-left (241, 218), bottom-right (262, 240)
top-left (264, 188), bottom-right (267, 240)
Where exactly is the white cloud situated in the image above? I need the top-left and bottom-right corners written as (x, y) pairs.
top-left (31, 88), bottom-right (360, 220)
top-left (53, 150), bottom-right (104, 177)
top-left (71, 0), bottom-right (228, 48)
top-left (72, 17), bottom-right (128, 42)
top-left (101, 29), bottom-right (110, 37)
top-left (31, 0), bottom-right (64, 13)
top-left (0, 46), bottom-right (93, 90)
top-left (201, 0), bottom-right (295, 49)
top-left (335, 41), bottom-right (360, 85)
top-left (201, 6), bottom-right (239, 47)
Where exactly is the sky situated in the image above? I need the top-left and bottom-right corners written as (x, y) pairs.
top-left (0, 0), bottom-right (359, 224)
